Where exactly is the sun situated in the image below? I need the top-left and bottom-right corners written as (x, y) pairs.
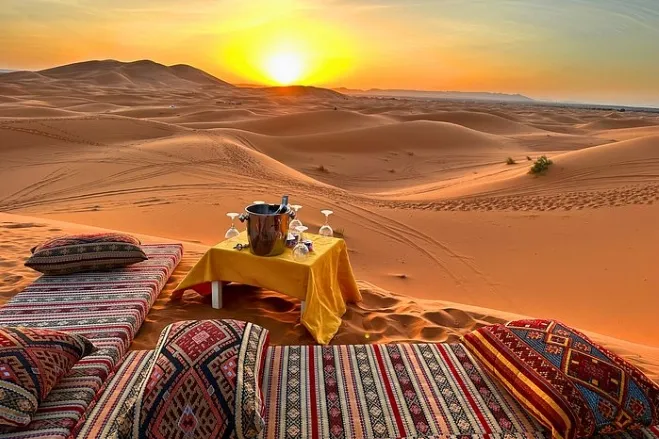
top-left (265, 52), bottom-right (304, 85)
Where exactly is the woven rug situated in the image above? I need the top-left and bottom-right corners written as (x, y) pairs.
top-left (0, 244), bottom-right (182, 439)
top-left (75, 350), bottom-right (153, 439)
top-left (261, 343), bottom-right (659, 439)
top-left (74, 340), bottom-right (659, 439)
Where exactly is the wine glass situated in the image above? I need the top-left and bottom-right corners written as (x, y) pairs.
top-left (292, 226), bottom-right (310, 261)
top-left (319, 210), bottom-right (334, 237)
top-left (289, 205), bottom-right (303, 238)
top-left (225, 213), bottom-right (241, 239)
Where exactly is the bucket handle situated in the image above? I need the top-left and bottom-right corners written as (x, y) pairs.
top-left (239, 210), bottom-right (295, 222)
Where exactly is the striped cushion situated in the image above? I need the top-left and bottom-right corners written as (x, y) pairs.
top-left (463, 320), bottom-right (659, 439)
top-left (25, 233), bottom-right (147, 275)
top-left (75, 351), bottom-right (154, 439)
top-left (0, 244), bottom-right (182, 439)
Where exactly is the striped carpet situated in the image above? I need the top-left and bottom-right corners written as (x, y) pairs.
top-left (261, 343), bottom-right (659, 439)
top-left (0, 244), bottom-right (182, 439)
top-left (75, 340), bottom-right (659, 438)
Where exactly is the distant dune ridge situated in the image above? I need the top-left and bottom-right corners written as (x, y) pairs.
top-left (2, 59), bottom-right (233, 89)
top-left (335, 87), bottom-right (534, 102)
top-left (0, 59), bottom-right (658, 363)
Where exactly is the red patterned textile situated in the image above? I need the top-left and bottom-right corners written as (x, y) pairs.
top-left (89, 341), bottom-right (659, 439)
top-left (26, 233), bottom-right (147, 275)
top-left (463, 319), bottom-right (659, 439)
top-left (0, 327), bottom-right (95, 428)
top-left (0, 244), bottom-right (182, 439)
top-left (128, 319), bottom-right (269, 439)
top-left (31, 233), bottom-right (141, 252)
top-left (75, 351), bottom-right (154, 439)
top-left (261, 343), bottom-right (550, 439)
top-left (265, 343), bottom-right (659, 439)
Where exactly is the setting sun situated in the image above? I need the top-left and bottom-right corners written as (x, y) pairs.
top-left (265, 52), bottom-right (304, 85)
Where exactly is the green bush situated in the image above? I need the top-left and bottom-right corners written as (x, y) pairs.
top-left (529, 156), bottom-right (553, 174)
top-left (506, 157), bottom-right (516, 165)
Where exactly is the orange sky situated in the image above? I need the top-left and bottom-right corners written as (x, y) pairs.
top-left (2, 0), bottom-right (659, 105)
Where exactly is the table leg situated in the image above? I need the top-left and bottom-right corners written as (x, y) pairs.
top-left (211, 281), bottom-right (223, 309)
top-left (301, 300), bottom-right (306, 314)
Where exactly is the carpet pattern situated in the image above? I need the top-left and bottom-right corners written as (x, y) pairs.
top-left (75, 351), bottom-right (154, 439)
top-left (0, 244), bottom-right (182, 439)
top-left (261, 343), bottom-right (659, 439)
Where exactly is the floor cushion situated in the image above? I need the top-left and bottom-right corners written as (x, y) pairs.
top-left (124, 319), bottom-right (269, 439)
top-left (463, 319), bottom-right (659, 439)
top-left (0, 326), bottom-right (96, 428)
top-left (25, 233), bottom-right (148, 275)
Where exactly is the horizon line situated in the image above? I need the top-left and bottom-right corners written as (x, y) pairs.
top-left (1, 59), bottom-right (658, 110)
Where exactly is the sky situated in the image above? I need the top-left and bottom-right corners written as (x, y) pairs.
top-left (2, 0), bottom-right (659, 105)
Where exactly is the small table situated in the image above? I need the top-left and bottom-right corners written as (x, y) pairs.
top-left (173, 232), bottom-right (361, 344)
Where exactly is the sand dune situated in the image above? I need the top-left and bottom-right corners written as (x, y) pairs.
top-left (38, 59), bottom-right (234, 89)
top-left (595, 125), bottom-right (659, 141)
top-left (62, 102), bottom-right (125, 112)
top-left (396, 110), bottom-right (546, 135)
top-left (387, 134), bottom-right (659, 206)
top-left (0, 61), bottom-right (657, 358)
top-left (216, 120), bottom-right (515, 192)
top-left (0, 71), bottom-right (50, 82)
top-left (266, 120), bottom-right (507, 152)
top-left (498, 134), bottom-right (659, 191)
top-left (0, 106), bottom-right (81, 118)
top-left (161, 108), bottom-right (262, 123)
top-left (202, 109), bottom-right (394, 135)
top-left (580, 116), bottom-right (659, 131)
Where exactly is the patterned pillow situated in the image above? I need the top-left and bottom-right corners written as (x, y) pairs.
top-left (25, 233), bottom-right (148, 275)
top-left (463, 319), bottom-right (659, 439)
top-left (0, 326), bottom-right (96, 428)
top-left (129, 319), bottom-right (269, 439)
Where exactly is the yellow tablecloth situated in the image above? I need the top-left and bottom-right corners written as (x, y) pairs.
top-left (173, 232), bottom-right (361, 344)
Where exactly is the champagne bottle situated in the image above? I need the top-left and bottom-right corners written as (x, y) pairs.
top-left (275, 195), bottom-right (289, 214)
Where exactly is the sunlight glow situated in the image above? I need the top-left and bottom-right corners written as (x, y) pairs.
top-left (265, 52), bottom-right (304, 85)
top-left (219, 17), bottom-right (355, 87)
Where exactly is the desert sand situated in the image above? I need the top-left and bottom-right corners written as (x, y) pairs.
top-left (1, 60), bottom-right (658, 379)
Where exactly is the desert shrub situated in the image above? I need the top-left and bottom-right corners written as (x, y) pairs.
top-left (526, 155), bottom-right (532, 161)
top-left (529, 156), bottom-right (553, 174)
top-left (316, 164), bottom-right (329, 173)
top-left (506, 157), bottom-right (516, 165)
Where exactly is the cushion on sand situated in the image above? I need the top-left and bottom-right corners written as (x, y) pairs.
top-left (127, 319), bottom-right (269, 439)
top-left (25, 233), bottom-right (147, 275)
top-left (0, 243), bottom-right (183, 439)
top-left (463, 319), bottom-right (659, 439)
top-left (0, 327), bottom-right (96, 428)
